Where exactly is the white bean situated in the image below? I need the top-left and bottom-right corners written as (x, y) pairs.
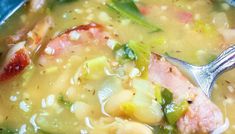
top-left (133, 100), bottom-right (163, 124)
top-left (71, 101), bottom-right (92, 121)
top-left (116, 121), bottom-right (152, 134)
top-left (105, 90), bottom-right (134, 116)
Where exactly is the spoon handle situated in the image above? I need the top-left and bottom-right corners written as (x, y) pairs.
top-left (206, 45), bottom-right (235, 79)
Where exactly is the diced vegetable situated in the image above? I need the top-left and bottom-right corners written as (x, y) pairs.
top-left (164, 101), bottom-right (189, 125)
top-left (57, 94), bottom-right (73, 109)
top-left (154, 84), bottom-right (162, 104)
top-left (154, 88), bottom-right (189, 126)
top-left (115, 44), bottom-right (137, 62)
top-left (79, 56), bottom-right (110, 80)
top-left (161, 88), bottom-right (173, 107)
top-left (108, 0), bottom-right (161, 31)
top-left (114, 41), bottom-right (150, 78)
top-left (128, 41), bottom-right (150, 78)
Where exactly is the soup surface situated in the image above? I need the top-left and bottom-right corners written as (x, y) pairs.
top-left (0, 0), bottom-right (235, 134)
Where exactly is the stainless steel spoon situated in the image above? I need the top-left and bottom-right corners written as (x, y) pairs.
top-left (163, 45), bottom-right (235, 97)
top-left (226, 0), bottom-right (235, 7)
top-left (0, 0), bottom-right (27, 25)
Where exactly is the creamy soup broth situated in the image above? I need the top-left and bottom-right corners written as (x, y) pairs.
top-left (0, 0), bottom-right (235, 133)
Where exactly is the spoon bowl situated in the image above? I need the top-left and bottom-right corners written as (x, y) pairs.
top-left (163, 45), bottom-right (235, 97)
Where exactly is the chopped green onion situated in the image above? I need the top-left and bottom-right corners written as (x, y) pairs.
top-left (128, 41), bottom-right (150, 78)
top-left (164, 101), bottom-right (189, 125)
top-left (115, 44), bottom-right (137, 62)
top-left (108, 0), bottom-right (161, 31)
top-left (114, 41), bottom-right (151, 78)
top-left (161, 88), bottom-right (173, 107)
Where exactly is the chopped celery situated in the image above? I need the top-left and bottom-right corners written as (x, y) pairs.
top-left (161, 88), bottom-right (173, 107)
top-left (80, 56), bottom-right (110, 80)
top-left (164, 101), bottom-right (189, 125)
top-left (108, 0), bottom-right (161, 31)
top-left (159, 88), bottom-right (189, 125)
top-left (154, 85), bottom-right (162, 104)
top-left (114, 41), bottom-right (150, 78)
top-left (57, 95), bottom-right (73, 109)
top-left (128, 41), bottom-right (150, 78)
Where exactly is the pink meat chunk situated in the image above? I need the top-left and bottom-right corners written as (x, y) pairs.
top-left (149, 54), bottom-right (223, 134)
top-left (0, 43), bottom-right (30, 81)
top-left (38, 23), bottom-right (111, 65)
top-left (43, 23), bottom-right (108, 56)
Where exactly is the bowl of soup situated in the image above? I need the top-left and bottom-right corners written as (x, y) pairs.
top-left (0, 0), bottom-right (235, 133)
